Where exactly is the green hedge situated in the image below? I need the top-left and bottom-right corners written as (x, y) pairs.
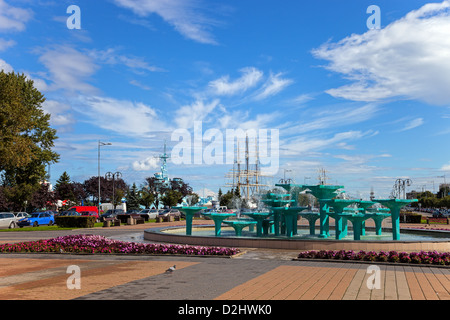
top-left (403, 214), bottom-right (422, 223)
top-left (55, 216), bottom-right (96, 228)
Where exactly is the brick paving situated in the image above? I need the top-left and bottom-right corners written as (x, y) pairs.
top-left (0, 221), bottom-right (448, 302)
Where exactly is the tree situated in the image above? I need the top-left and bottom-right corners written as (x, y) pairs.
top-left (170, 178), bottom-right (193, 198)
top-left (160, 190), bottom-right (183, 208)
top-left (0, 187), bottom-right (11, 211)
top-left (220, 190), bottom-right (234, 208)
top-left (127, 183), bottom-right (141, 211)
top-left (0, 71), bottom-right (59, 210)
top-left (139, 186), bottom-right (156, 209)
top-left (54, 172), bottom-right (75, 202)
top-left (144, 176), bottom-right (165, 209)
top-left (29, 183), bottom-right (54, 211)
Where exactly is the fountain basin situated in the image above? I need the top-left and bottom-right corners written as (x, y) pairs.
top-left (144, 224), bottom-right (450, 252)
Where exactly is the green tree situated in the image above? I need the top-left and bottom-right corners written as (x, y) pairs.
top-left (139, 186), bottom-right (156, 209)
top-left (0, 71), bottom-right (59, 210)
top-left (54, 172), bottom-right (76, 203)
top-left (127, 183), bottom-right (141, 211)
top-left (219, 190), bottom-right (234, 208)
top-left (160, 189), bottom-right (183, 208)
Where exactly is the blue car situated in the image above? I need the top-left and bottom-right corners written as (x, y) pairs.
top-left (18, 211), bottom-right (55, 228)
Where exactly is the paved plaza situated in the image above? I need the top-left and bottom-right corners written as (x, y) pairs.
top-left (0, 221), bottom-right (448, 304)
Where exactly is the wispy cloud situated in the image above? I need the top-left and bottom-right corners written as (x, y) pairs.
top-left (0, 38), bottom-right (15, 51)
top-left (42, 100), bottom-right (74, 128)
top-left (282, 130), bottom-right (376, 156)
top-left (283, 103), bottom-right (379, 136)
top-left (208, 67), bottom-right (263, 96)
top-left (175, 99), bottom-right (220, 129)
top-left (0, 58), bottom-right (12, 72)
top-left (76, 96), bottom-right (171, 137)
top-left (113, 0), bottom-right (222, 44)
top-left (88, 48), bottom-right (165, 73)
top-left (0, 0), bottom-right (33, 32)
top-left (36, 45), bottom-right (99, 94)
top-left (399, 118), bottom-right (424, 131)
top-left (312, 0), bottom-right (450, 106)
top-left (129, 79), bottom-right (152, 91)
top-left (441, 162), bottom-right (450, 171)
top-left (254, 72), bottom-right (293, 100)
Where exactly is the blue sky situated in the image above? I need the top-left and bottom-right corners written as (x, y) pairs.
top-left (1, 0), bottom-right (450, 199)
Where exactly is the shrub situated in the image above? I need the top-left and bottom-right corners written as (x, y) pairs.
top-left (296, 249), bottom-right (450, 265)
top-left (55, 216), bottom-right (96, 228)
top-left (0, 235), bottom-right (240, 256)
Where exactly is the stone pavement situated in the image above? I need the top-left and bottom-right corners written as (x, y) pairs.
top-left (0, 221), bottom-right (448, 303)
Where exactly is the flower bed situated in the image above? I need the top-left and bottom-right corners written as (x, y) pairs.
top-left (297, 250), bottom-right (450, 266)
top-left (0, 235), bottom-right (240, 256)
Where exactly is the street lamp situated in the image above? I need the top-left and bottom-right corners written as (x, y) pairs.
top-left (106, 172), bottom-right (122, 209)
top-left (98, 141), bottom-right (112, 214)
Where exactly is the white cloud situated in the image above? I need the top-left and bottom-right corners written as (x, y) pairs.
top-left (284, 103), bottom-right (379, 136)
top-left (129, 79), bottom-right (152, 91)
top-left (254, 72), bottom-right (293, 100)
top-left (441, 163), bottom-right (450, 171)
top-left (37, 46), bottom-right (99, 94)
top-left (88, 48), bottom-right (164, 73)
top-left (312, 0), bottom-right (450, 105)
top-left (0, 58), bottom-right (13, 73)
top-left (175, 99), bottom-right (220, 129)
top-left (282, 130), bottom-right (376, 156)
top-left (42, 100), bottom-right (74, 127)
top-left (132, 156), bottom-right (159, 171)
top-left (76, 96), bottom-right (170, 137)
top-left (399, 118), bottom-right (424, 131)
top-left (0, 38), bottom-right (15, 51)
top-left (113, 0), bottom-right (221, 44)
top-left (208, 67), bottom-right (263, 96)
top-left (0, 0), bottom-right (32, 32)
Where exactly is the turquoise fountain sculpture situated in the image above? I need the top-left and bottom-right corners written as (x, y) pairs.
top-left (275, 183), bottom-right (315, 235)
top-left (222, 219), bottom-right (257, 236)
top-left (357, 200), bottom-right (375, 236)
top-left (325, 199), bottom-right (361, 240)
top-left (202, 211), bottom-right (236, 236)
top-left (175, 206), bottom-right (207, 235)
top-left (373, 199), bottom-right (418, 240)
top-left (304, 185), bottom-right (344, 238)
top-left (366, 208), bottom-right (391, 236)
top-left (261, 193), bottom-right (294, 236)
top-left (243, 211), bottom-right (273, 237)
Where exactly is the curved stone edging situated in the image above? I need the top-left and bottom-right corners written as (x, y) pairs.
top-left (144, 225), bottom-right (450, 252)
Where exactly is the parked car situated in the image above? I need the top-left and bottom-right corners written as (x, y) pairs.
top-left (158, 209), bottom-right (181, 218)
top-left (68, 206), bottom-right (99, 214)
top-left (59, 211), bottom-right (81, 217)
top-left (0, 212), bottom-right (18, 229)
top-left (125, 209), bottom-right (141, 215)
top-left (138, 209), bottom-right (159, 219)
top-left (99, 209), bottom-right (124, 221)
top-left (80, 211), bottom-right (99, 221)
top-left (17, 211), bottom-right (55, 228)
top-left (14, 212), bottom-right (30, 220)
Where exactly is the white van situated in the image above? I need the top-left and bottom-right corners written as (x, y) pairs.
top-left (0, 212), bottom-right (17, 229)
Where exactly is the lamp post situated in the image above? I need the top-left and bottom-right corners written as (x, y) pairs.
top-left (106, 171), bottom-right (122, 209)
top-left (98, 141), bottom-right (112, 214)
